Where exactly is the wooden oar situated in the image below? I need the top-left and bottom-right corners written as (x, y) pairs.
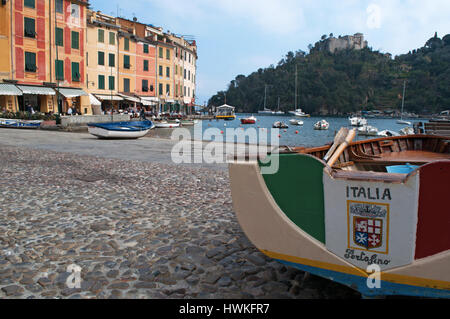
top-left (323, 127), bottom-right (349, 162)
top-left (327, 129), bottom-right (357, 168)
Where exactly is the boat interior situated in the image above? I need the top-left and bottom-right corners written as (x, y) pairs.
top-left (285, 135), bottom-right (450, 179)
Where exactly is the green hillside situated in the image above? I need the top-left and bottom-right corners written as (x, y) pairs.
top-left (208, 33), bottom-right (450, 115)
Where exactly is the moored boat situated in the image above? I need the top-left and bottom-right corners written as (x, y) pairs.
top-left (154, 120), bottom-right (181, 128)
top-left (88, 120), bottom-right (154, 139)
top-left (289, 119), bottom-right (304, 126)
top-left (358, 125), bottom-right (378, 136)
top-left (273, 121), bottom-right (289, 129)
top-left (229, 132), bottom-right (450, 298)
top-left (349, 116), bottom-right (368, 127)
top-left (241, 116), bottom-right (257, 125)
top-left (314, 120), bottom-right (329, 130)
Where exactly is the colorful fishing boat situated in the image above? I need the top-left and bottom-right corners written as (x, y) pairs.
top-left (229, 131), bottom-right (450, 298)
top-left (0, 118), bottom-right (42, 129)
top-left (88, 120), bottom-right (154, 139)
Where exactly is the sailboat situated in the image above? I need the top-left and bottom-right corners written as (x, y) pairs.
top-left (397, 81), bottom-right (412, 125)
top-left (275, 97), bottom-right (284, 115)
top-left (258, 85), bottom-right (275, 115)
top-left (289, 65), bottom-right (310, 118)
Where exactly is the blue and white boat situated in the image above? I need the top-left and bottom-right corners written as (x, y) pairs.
top-left (0, 118), bottom-right (42, 129)
top-left (88, 120), bottom-right (154, 139)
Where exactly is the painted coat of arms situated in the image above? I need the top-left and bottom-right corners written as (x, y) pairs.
top-left (348, 201), bottom-right (389, 254)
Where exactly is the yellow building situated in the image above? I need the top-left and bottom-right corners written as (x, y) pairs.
top-left (0, 0), bottom-right (15, 112)
top-left (153, 34), bottom-right (175, 114)
top-left (86, 10), bottom-right (121, 113)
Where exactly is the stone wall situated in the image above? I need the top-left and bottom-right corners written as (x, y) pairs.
top-left (60, 114), bottom-right (131, 127)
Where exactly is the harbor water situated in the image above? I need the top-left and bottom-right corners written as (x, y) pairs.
top-left (185, 114), bottom-right (425, 148)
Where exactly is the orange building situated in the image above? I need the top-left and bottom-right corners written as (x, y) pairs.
top-left (1, 0), bottom-right (90, 114)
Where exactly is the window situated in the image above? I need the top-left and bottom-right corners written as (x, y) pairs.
top-left (142, 80), bottom-right (148, 92)
top-left (124, 38), bottom-right (129, 51)
top-left (143, 60), bottom-right (149, 72)
top-left (24, 0), bottom-right (35, 9)
top-left (159, 47), bottom-right (163, 58)
top-left (71, 31), bottom-right (79, 50)
top-left (109, 32), bottom-right (115, 45)
top-left (166, 67), bottom-right (170, 78)
top-left (159, 83), bottom-right (163, 96)
top-left (166, 84), bottom-right (170, 95)
top-left (98, 75), bottom-right (105, 90)
top-left (124, 78), bottom-right (130, 93)
top-left (166, 49), bottom-right (170, 60)
top-left (24, 17), bottom-right (36, 38)
top-left (71, 3), bottom-right (80, 18)
top-left (98, 29), bottom-right (104, 43)
top-left (98, 51), bottom-right (105, 66)
top-left (109, 53), bottom-right (115, 67)
top-left (55, 60), bottom-right (64, 80)
top-left (108, 76), bottom-right (115, 90)
top-left (143, 44), bottom-right (149, 54)
top-left (123, 55), bottom-right (130, 69)
top-left (55, 0), bottom-right (63, 14)
top-left (25, 52), bottom-right (36, 72)
top-left (158, 65), bottom-right (162, 76)
top-left (55, 27), bottom-right (63, 46)
top-left (188, 70), bottom-right (191, 81)
top-left (150, 85), bottom-right (154, 92)
top-left (184, 69), bottom-right (186, 79)
top-left (72, 62), bottom-right (80, 82)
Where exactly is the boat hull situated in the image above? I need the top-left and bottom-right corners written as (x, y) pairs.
top-left (229, 151), bottom-right (450, 298)
top-left (88, 126), bottom-right (150, 139)
top-left (154, 122), bottom-right (181, 128)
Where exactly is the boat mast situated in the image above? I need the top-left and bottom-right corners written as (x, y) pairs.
top-left (295, 64), bottom-right (298, 110)
top-left (264, 85), bottom-right (267, 110)
top-left (401, 80), bottom-right (406, 119)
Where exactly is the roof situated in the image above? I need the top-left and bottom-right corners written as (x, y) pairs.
top-left (217, 104), bottom-right (235, 109)
top-left (0, 84), bottom-right (22, 96)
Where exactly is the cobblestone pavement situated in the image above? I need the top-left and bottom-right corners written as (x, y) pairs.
top-left (0, 136), bottom-right (361, 299)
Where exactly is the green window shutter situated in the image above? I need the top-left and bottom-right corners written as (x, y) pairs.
top-left (109, 53), bottom-right (115, 67)
top-left (98, 29), bottom-right (104, 43)
top-left (166, 49), bottom-right (170, 60)
top-left (166, 84), bottom-right (170, 95)
top-left (24, 18), bottom-right (35, 38)
top-left (144, 60), bottom-right (149, 71)
top-left (55, 60), bottom-right (64, 80)
top-left (24, 0), bottom-right (35, 9)
top-left (142, 80), bottom-right (148, 92)
top-left (98, 75), bottom-right (105, 90)
top-left (108, 76), bottom-right (115, 90)
top-left (159, 83), bottom-right (163, 95)
top-left (166, 67), bottom-right (170, 77)
top-left (109, 32), bottom-right (115, 45)
top-left (124, 78), bottom-right (130, 92)
top-left (55, 27), bottom-right (63, 46)
top-left (124, 55), bottom-right (130, 69)
top-left (159, 65), bottom-right (162, 76)
top-left (124, 38), bottom-right (129, 51)
top-left (25, 52), bottom-right (36, 72)
top-left (55, 0), bottom-right (64, 13)
top-left (159, 47), bottom-right (163, 58)
top-left (71, 31), bottom-right (79, 49)
top-left (71, 62), bottom-right (80, 82)
top-left (98, 51), bottom-right (104, 65)
top-left (143, 44), bottom-right (149, 54)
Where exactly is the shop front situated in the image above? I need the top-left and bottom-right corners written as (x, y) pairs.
top-left (56, 88), bottom-right (91, 115)
top-left (0, 84), bottom-right (22, 113)
top-left (16, 85), bottom-right (56, 114)
top-left (94, 94), bottom-right (124, 114)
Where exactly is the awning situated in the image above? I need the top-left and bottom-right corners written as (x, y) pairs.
top-left (0, 84), bottom-right (22, 96)
top-left (140, 96), bottom-right (159, 106)
top-left (118, 93), bottom-right (141, 103)
top-left (56, 88), bottom-right (88, 98)
top-left (89, 94), bottom-right (101, 106)
top-left (94, 94), bottom-right (124, 101)
top-left (17, 85), bottom-right (56, 95)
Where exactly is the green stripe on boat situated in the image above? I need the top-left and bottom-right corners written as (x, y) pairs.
top-left (259, 154), bottom-right (326, 244)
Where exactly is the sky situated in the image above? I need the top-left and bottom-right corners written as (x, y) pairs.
top-left (92, 0), bottom-right (450, 105)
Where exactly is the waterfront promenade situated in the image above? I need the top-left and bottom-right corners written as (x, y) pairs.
top-left (0, 129), bottom-right (359, 299)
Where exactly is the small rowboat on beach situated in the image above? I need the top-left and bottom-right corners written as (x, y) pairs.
top-left (88, 120), bottom-right (154, 139)
top-left (229, 129), bottom-right (450, 298)
top-left (0, 118), bottom-right (42, 129)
